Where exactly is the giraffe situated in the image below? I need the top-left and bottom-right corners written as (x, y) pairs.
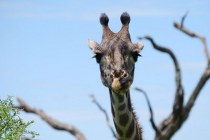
top-left (88, 12), bottom-right (144, 140)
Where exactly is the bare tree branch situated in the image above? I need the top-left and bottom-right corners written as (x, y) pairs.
top-left (173, 13), bottom-right (210, 121)
top-left (139, 36), bottom-right (184, 115)
top-left (174, 14), bottom-right (210, 63)
top-left (184, 69), bottom-right (210, 119)
top-left (17, 97), bottom-right (86, 140)
top-left (138, 12), bottom-right (210, 140)
top-left (90, 94), bottom-right (117, 139)
top-left (138, 36), bottom-right (182, 87)
top-left (138, 35), bottom-right (185, 139)
top-left (134, 87), bottom-right (160, 134)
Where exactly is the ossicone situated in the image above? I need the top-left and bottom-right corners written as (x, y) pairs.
top-left (120, 12), bottom-right (130, 25)
top-left (100, 13), bottom-right (109, 26)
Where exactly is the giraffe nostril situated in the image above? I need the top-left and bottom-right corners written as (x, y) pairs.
top-left (120, 70), bottom-right (127, 78)
top-left (111, 70), bottom-right (128, 78)
top-left (122, 73), bottom-right (127, 78)
top-left (111, 71), bottom-right (115, 78)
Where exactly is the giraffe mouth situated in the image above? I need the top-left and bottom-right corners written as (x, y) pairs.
top-left (111, 78), bottom-right (131, 94)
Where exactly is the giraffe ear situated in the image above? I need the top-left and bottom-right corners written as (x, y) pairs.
top-left (132, 42), bottom-right (144, 53)
top-left (88, 39), bottom-right (103, 63)
top-left (88, 39), bottom-right (102, 54)
top-left (131, 42), bottom-right (144, 62)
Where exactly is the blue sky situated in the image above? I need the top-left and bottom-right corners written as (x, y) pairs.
top-left (0, 0), bottom-right (210, 140)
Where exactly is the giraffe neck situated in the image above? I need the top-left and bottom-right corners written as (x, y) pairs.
top-left (109, 89), bottom-right (142, 140)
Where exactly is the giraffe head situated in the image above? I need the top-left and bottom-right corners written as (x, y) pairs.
top-left (88, 12), bottom-right (143, 94)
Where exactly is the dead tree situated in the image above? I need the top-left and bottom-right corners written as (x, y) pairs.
top-left (137, 13), bottom-right (210, 140)
top-left (17, 97), bottom-right (86, 140)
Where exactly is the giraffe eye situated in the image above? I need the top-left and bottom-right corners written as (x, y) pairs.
top-left (93, 53), bottom-right (103, 63)
top-left (132, 52), bottom-right (141, 62)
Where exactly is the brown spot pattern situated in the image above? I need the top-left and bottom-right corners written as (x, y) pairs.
top-left (119, 113), bottom-right (129, 126)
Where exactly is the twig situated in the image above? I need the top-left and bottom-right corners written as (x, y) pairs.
top-left (134, 87), bottom-right (160, 135)
top-left (89, 94), bottom-right (117, 139)
top-left (17, 97), bottom-right (86, 140)
top-left (181, 11), bottom-right (189, 28)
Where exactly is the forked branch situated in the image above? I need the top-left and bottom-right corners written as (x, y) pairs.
top-left (138, 12), bottom-right (210, 140)
top-left (174, 12), bottom-right (210, 119)
top-left (174, 13), bottom-right (210, 63)
top-left (17, 97), bottom-right (86, 140)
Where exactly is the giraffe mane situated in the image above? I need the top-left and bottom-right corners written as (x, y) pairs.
top-left (127, 92), bottom-right (142, 136)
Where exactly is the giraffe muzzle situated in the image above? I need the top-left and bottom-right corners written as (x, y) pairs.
top-left (111, 70), bottom-right (131, 94)
top-left (111, 69), bottom-right (127, 79)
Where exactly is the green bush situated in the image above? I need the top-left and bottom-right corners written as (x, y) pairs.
top-left (0, 97), bottom-right (38, 140)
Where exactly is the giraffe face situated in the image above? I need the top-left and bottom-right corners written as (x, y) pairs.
top-left (88, 12), bottom-right (143, 94)
top-left (88, 39), bottom-right (143, 94)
